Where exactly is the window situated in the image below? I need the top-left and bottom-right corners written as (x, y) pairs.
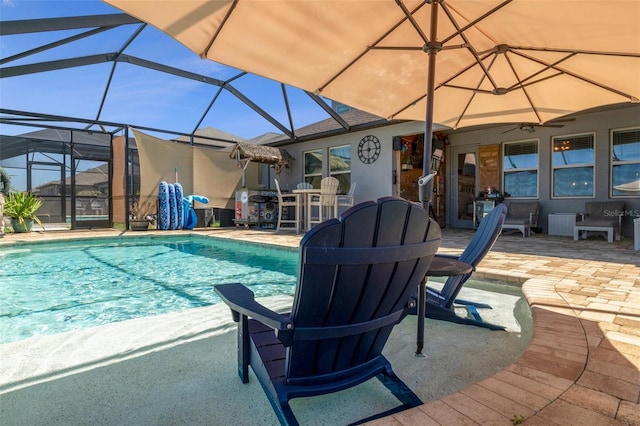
top-left (503, 140), bottom-right (538, 197)
top-left (552, 133), bottom-right (594, 198)
top-left (611, 127), bottom-right (640, 198)
top-left (303, 149), bottom-right (322, 187)
top-left (329, 145), bottom-right (351, 193)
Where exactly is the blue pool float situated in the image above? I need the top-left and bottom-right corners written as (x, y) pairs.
top-left (174, 182), bottom-right (184, 229)
top-left (183, 195), bottom-right (209, 230)
top-left (167, 183), bottom-right (178, 230)
top-left (158, 181), bottom-right (170, 230)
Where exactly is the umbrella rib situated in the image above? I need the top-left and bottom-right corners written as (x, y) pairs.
top-left (390, 50), bottom-right (495, 120)
top-left (371, 44), bottom-right (467, 52)
top-left (441, 84), bottom-right (491, 94)
top-left (514, 72), bottom-right (563, 91)
top-left (511, 46), bottom-right (640, 59)
top-left (453, 91), bottom-right (477, 130)
top-left (511, 50), bottom-right (639, 101)
top-left (440, 2), bottom-right (501, 90)
top-left (503, 52), bottom-right (574, 93)
top-left (319, 1), bottom-right (427, 93)
top-left (440, 0), bottom-right (513, 45)
top-left (318, 48), bottom-right (370, 93)
top-left (392, 94), bottom-right (426, 119)
top-left (201, 0), bottom-right (238, 59)
top-left (452, 53), bottom-right (501, 129)
top-left (395, 0), bottom-right (430, 44)
top-left (440, 50), bottom-right (496, 89)
top-left (502, 53), bottom-right (542, 124)
top-left (370, 46), bottom-right (423, 51)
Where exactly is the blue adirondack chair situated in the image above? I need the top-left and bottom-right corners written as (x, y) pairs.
top-left (425, 203), bottom-right (507, 330)
top-left (214, 197), bottom-right (441, 425)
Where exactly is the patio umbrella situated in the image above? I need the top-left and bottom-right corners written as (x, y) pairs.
top-left (614, 179), bottom-right (640, 193)
top-left (104, 0), bottom-right (640, 192)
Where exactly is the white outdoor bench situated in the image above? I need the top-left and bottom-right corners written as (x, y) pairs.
top-left (573, 201), bottom-right (624, 243)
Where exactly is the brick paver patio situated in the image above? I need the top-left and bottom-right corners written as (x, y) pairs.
top-left (1, 226), bottom-right (638, 425)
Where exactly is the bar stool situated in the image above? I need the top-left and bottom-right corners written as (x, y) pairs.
top-left (274, 179), bottom-right (302, 233)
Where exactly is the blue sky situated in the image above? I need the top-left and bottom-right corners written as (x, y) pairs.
top-left (0, 0), bottom-right (333, 139)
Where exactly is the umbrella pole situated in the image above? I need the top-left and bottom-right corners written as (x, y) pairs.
top-left (420, 0), bottom-right (441, 212)
top-left (416, 0), bottom-right (440, 358)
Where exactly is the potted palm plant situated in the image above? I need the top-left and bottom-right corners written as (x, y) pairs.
top-left (4, 192), bottom-right (44, 233)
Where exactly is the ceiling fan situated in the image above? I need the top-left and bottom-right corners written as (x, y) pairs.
top-left (500, 118), bottom-right (576, 134)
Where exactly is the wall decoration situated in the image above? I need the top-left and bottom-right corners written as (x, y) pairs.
top-left (358, 135), bottom-right (381, 164)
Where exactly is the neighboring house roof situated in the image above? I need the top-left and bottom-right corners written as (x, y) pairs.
top-left (0, 128), bottom-right (113, 160)
top-left (65, 164), bottom-right (110, 188)
top-left (304, 109), bottom-right (382, 133)
top-left (18, 128), bottom-right (111, 146)
top-left (174, 109), bottom-right (395, 148)
top-left (247, 132), bottom-right (288, 145)
top-left (33, 164), bottom-right (110, 192)
top-left (289, 109), bottom-right (389, 140)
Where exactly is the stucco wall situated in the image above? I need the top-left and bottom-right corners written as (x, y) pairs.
top-left (445, 104), bottom-right (640, 236)
top-left (276, 121), bottom-right (430, 206)
top-left (275, 104), bottom-right (638, 237)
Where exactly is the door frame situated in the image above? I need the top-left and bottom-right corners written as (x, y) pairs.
top-left (449, 145), bottom-right (479, 229)
top-left (27, 160), bottom-right (66, 224)
top-left (71, 156), bottom-right (112, 230)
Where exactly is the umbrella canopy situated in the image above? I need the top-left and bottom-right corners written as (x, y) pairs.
top-left (105, 0), bottom-right (640, 181)
top-left (614, 179), bottom-right (640, 193)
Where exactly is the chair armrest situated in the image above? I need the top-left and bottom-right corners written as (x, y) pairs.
top-left (214, 283), bottom-right (292, 331)
top-left (578, 213), bottom-right (585, 221)
top-left (336, 195), bottom-right (354, 205)
top-left (434, 253), bottom-right (459, 260)
top-left (529, 212), bottom-right (539, 227)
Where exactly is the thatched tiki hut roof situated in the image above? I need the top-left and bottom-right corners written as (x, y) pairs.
top-left (230, 142), bottom-right (293, 175)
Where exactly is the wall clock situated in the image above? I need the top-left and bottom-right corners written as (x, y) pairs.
top-left (358, 135), bottom-right (381, 164)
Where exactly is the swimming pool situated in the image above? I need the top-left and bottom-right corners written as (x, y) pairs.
top-left (0, 235), bottom-right (298, 344)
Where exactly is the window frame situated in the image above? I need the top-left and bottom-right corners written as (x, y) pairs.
top-left (551, 132), bottom-right (595, 199)
top-left (328, 144), bottom-right (351, 194)
top-left (303, 149), bottom-right (323, 187)
top-left (502, 138), bottom-right (539, 199)
top-left (610, 126), bottom-right (640, 199)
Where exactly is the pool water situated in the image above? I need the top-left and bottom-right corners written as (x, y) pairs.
top-left (0, 236), bottom-right (298, 344)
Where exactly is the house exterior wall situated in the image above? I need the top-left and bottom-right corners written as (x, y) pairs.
top-left (277, 121), bottom-right (429, 204)
top-left (275, 103), bottom-right (638, 237)
top-left (446, 104), bottom-right (640, 237)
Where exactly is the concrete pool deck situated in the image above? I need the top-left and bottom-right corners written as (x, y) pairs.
top-left (1, 227), bottom-right (639, 424)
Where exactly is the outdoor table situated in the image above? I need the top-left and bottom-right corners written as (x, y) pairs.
top-left (416, 255), bottom-right (473, 356)
top-left (292, 188), bottom-right (321, 231)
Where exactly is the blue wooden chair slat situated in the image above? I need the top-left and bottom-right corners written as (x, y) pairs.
top-left (215, 197), bottom-right (441, 425)
top-left (425, 203), bottom-right (507, 330)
